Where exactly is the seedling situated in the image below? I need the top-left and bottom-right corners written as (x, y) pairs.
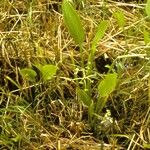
top-left (20, 64), bottom-right (57, 82)
top-left (62, 0), bottom-right (118, 126)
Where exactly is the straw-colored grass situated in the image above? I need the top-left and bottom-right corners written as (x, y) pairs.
top-left (0, 0), bottom-right (150, 149)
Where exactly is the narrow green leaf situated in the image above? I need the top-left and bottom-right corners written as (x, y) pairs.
top-left (88, 101), bottom-right (94, 119)
top-left (5, 76), bottom-right (21, 89)
top-left (113, 11), bottom-right (125, 28)
top-left (62, 0), bottom-right (85, 45)
top-left (20, 68), bottom-right (37, 82)
top-left (92, 20), bottom-right (108, 48)
top-left (77, 88), bottom-right (92, 106)
top-left (87, 20), bottom-right (108, 80)
top-left (40, 65), bottom-right (57, 81)
top-left (98, 73), bottom-right (118, 98)
top-left (146, 0), bottom-right (150, 17)
top-left (144, 30), bottom-right (150, 44)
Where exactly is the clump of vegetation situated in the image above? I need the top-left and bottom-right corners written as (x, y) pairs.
top-left (0, 0), bottom-right (150, 149)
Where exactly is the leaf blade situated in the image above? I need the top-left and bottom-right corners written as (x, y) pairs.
top-left (77, 88), bottom-right (92, 106)
top-left (98, 73), bottom-right (118, 98)
top-left (113, 11), bottom-right (125, 28)
top-left (41, 65), bottom-right (57, 81)
top-left (20, 68), bottom-right (37, 82)
top-left (92, 20), bottom-right (108, 48)
top-left (62, 0), bottom-right (85, 45)
top-left (144, 29), bottom-right (150, 44)
top-left (146, 0), bottom-right (150, 17)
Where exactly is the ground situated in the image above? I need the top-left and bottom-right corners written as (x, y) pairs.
top-left (0, 0), bottom-right (150, 149)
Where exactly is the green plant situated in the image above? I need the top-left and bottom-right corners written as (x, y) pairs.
top-left (144, 0), bottom-right (150, 45)
top-left (20, 68), bottom-right (37, 82)
top-left (20, 64), bottom-right (57, 82)
top-left (113, 10), bottom-right (126, 29)
top-left (35, 64), bottom-right (57, 82)
top-left (146, 0), bottom-right (150, 17)
top-left (1, 0), bottom-right (150, 149)
top-left (62, 0), bottom-right (85, 69)
top-left (143, 29), bottom-right (150, 44)
top-left (62, 0), bottom-right (118, 125)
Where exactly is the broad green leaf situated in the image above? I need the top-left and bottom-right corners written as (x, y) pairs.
top-left (113, 11), bottom-right (125, 28)
top-left (92, 20), bottom-right (108, 48)
top-left (62, 0), bottom-right (85, 45)
top-left (98, 73), bottom-right (118, 98)
top-left (144, 30), bottom-right (150, 44)
top-left (146, 0), bottom-right (150, 17)
top-left (40, 65), bottom-right (57, 81)
top-left (20, 68), bottom-right (37, 82)
top-left (77, 88), bottom-right (92, 106)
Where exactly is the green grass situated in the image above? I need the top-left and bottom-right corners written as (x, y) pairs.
top-left (0, 0), bottom-right (150, 149)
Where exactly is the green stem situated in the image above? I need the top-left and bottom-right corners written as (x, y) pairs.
top-left (86, 45), bottom-right (96, 94)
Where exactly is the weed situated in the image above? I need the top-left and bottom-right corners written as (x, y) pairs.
top-left (62, 0), bottom-right (117, 129)
top-left (0, 0), bottom-right (150, 149)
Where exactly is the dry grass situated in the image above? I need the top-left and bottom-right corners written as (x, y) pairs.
top-left (0, 0), bottom-right (150, 149)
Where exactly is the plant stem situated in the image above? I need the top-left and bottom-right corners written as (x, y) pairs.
top-left (86, 45), bottom-right (96, 94)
